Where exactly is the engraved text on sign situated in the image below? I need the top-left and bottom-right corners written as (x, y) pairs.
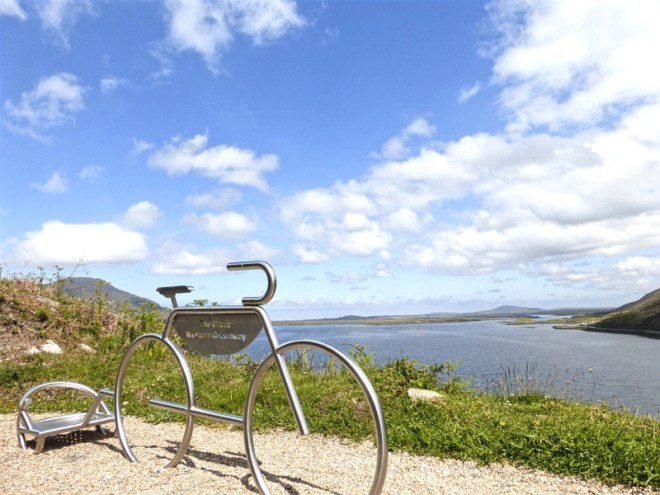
top-left (173, 312), bottom-right (263, 355)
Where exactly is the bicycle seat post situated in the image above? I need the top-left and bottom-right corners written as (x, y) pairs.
top-left (156, 286), bottom-right (194, 308)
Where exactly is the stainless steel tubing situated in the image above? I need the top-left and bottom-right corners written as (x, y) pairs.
top-left (17, 381), bottom-right (112, 454)
top-left (149, 398), bottom-right (244, 427)
top-left (243, 340), bottom-right (388, 495)
top-left (114, 333), bottom-right (195, 468)
top-left (226, 261), bottom-right (277, 306)
top-left (256, 306), bottom-right (310, 436)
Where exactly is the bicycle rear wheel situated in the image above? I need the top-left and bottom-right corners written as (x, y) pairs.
top-left (244, 339), bottom-right (388, 495)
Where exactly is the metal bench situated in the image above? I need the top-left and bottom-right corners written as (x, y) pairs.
top-left (17, 381), bottom-right (115, 454)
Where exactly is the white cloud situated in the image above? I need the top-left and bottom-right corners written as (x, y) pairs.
top-left (150, 239), bottom-right (278, 275)
top-left (99, 76), bottom-right (125, 94)
top-left (78, 164), bottom-right (103, 181)
top-left (36, 0), bottom-right (94, 48)
top-left (122, 201), bottom-right (161, 229)
top-left (374, 262), bottom-right (392, 278)
top-left (182, 211), bottom-right (256, 238)
top-left (615, 256), bottom-right (660, 277)
top-left (284, 209), bottom-right (391, 258)
top-left (400, 106), bottom-right (660, 273)
top-left (0, 0), bottom-right (26, 19)
top-left (372, 117), bottom-right (437, 160)
top-left (129, 138), bottom-right (155, 155)
top-left (280, 187), bottom-right (376, 223)
top-left (292, 245), bottom-right (329, 264)
top-left (406, 214), bottom-right (660, 275)
top-left (148, 133), bottom-right (278, 190)
top-left (185, 188), bottom-right (242, 209)
top-left (533, 256), bottom-right (660, 294)
top-left (385, 208), bottom-right (426, 233)
top-left (489, 0), bottom-right (660, 131)
top-left (151, 248), bottom-right (228, 275)
top-left (31, 171), bottom-right (68, 194)
top-left (4, 73), bottom-right (84, 140)
top-left (280, 145), bottom-right (476, 261)
top-left (280, 99), bottom-right (660, 273)
top-left (163, 0), bottom-right (305, 70)
top-left (328, 214), bottom-right (390, 256)
top-left (327, 271), bottom-right (368, 284)
top-left (237, 240), bottom-right (280, 259)
top-left (458, 82), bottom-right (481, 103)
top-left (13, 221), bottom-right (148, 265)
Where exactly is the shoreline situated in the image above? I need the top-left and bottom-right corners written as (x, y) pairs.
top-left (273, 316), bottom-right (659, 339)
top-left (274, 315), bottom-right (501, 326)
top-left (555, 325), bottom-right (660, 339)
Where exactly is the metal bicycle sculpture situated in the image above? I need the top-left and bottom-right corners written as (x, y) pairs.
top-left (114, 261), bottom-right (388, 495)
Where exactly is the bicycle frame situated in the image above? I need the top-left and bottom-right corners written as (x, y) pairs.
top-left (113, 260), bottom-right (387, 495)
top-left (162, 304), bottom-right (310, 436)
top-left (114, 262), bottom-right (309, 468)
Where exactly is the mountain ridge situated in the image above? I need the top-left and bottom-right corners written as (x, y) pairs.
top-left (55, 277), bottom-right (165, 310)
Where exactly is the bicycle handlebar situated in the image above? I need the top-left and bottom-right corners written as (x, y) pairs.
top-left (226, 261), bottom-right (277, 306)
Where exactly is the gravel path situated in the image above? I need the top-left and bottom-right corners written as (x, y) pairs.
top-left (1, 414), bottom-right (655, 494)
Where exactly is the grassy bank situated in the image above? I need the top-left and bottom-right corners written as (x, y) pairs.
top-left (1, 274), bottom-right (658, 488)
top-left (507, 315), bottom-right (599, 326)
top-left (0, 337), bottom-right (657, 489)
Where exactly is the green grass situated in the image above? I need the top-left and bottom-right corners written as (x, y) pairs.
top-left (508, 316), bottom-right (599, 326)
top-left (1, 337), bottom-right (657, 489)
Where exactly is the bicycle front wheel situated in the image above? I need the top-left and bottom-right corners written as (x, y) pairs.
top-left (114, 333), bottom-right (195, 468)
top-left (244, 339), bottom-right (388, 495)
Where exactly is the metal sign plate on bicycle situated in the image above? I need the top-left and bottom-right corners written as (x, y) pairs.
top-left (173, 311), bottom-right (263, 355)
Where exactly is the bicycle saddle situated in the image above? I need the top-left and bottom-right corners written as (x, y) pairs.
top-left (156, 285), bottom-right (194, 298)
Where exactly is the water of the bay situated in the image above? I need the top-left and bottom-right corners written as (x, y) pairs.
top-left (238, 319), bottom-right (659, 415)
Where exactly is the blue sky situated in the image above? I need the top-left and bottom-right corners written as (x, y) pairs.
top-left (1, 0), bottom-right (659, 319)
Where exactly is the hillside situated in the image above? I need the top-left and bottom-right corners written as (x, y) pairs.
top-left (595, 288), bottom-right (660, 333)
top-left (57, 277), bottom-right (164, 310)
top-left (616, 288), bottom-right (660, 312)
top-left (0, 276), bottom-right (163, 362)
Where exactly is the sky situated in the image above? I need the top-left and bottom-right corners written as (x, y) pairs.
top-left (1, 0), bottom-right (659, 319)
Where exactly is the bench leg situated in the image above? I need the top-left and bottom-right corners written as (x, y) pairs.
top-left (16, 415), bottom-right (27, 451)
top-left (33, 436), bottom-right (45, 455)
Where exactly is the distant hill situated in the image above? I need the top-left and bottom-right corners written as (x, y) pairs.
top-left (55, 277), bottom-right (164, 310)
top-left (465, 305), bottom-right (544, 316)
top-left (595, 288), bottom-right (660, 332)
top-left (541, 307), bottom-right (614, 316)
top-left (463, 306), bottom-right (612, 317)
top-left (281, 304), bottom-right (615, 325)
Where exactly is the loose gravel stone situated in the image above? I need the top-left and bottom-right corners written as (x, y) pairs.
top-left (0, 414), bottom-right (655, 494)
